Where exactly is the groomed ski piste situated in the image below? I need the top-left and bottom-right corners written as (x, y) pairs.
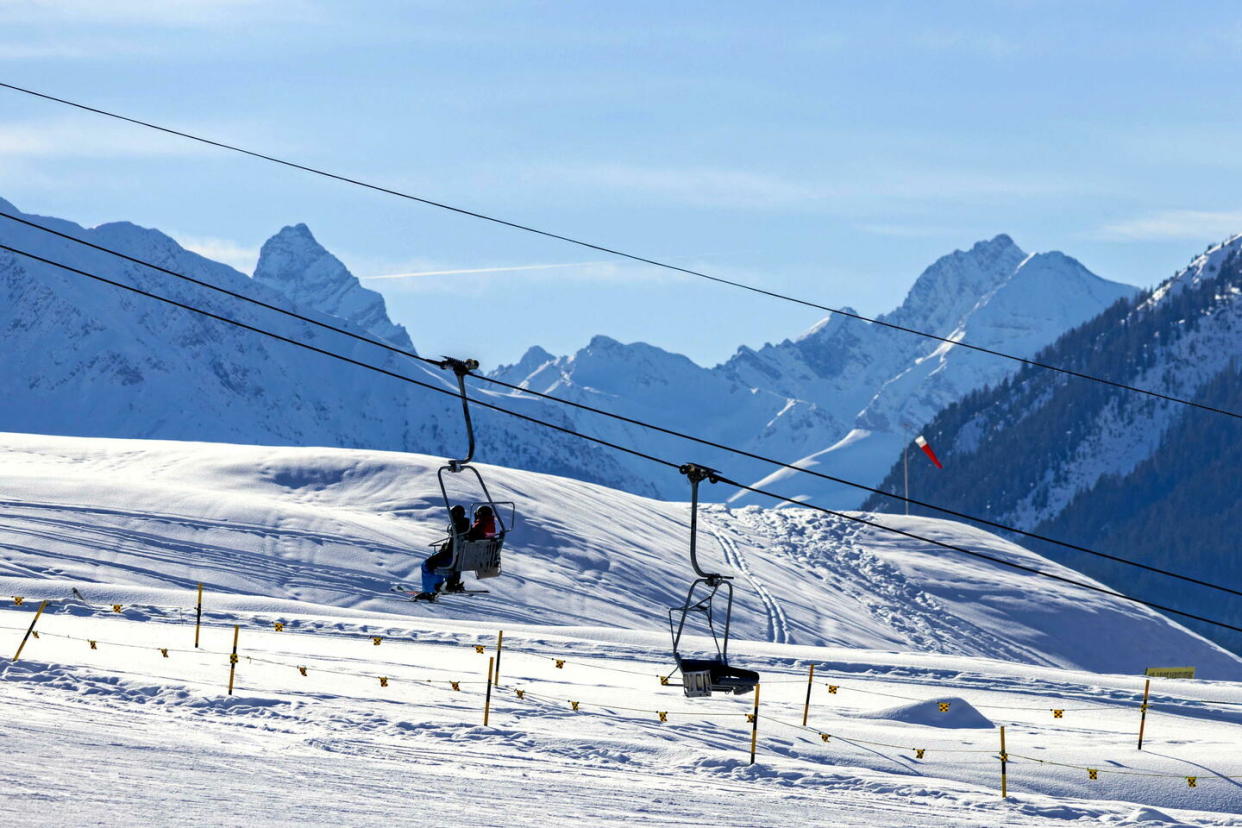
top-left (3, 432), bottom-right (1242, 826)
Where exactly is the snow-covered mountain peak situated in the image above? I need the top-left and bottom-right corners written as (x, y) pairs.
top-left (519, 344), bottom-right (555, 364)
top-left (991, 250), bottom-right (1131, 320)
top-left (794, 305), bottom-right (856, 344)
top-left (94, 220), bottom-right (201, 263)
top-left (253, 223), bottom-right (413, 349)
top-left (883, 233), bottom-right (1028, 333)
top-left (565, 335), bottom-right (707, 391)
top-left (1014, 249), bottom-right (1098, 279)
top-left (584, 333), bottom-right (625, 351)
top-left (1147, 232), bottom-right (1242, 307)
top-left (490, 345), bottom-right (556, 385)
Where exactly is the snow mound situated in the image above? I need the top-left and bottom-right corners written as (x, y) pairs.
top-left (844, 696), bottom-right (992, 729)
top-left (1119, 807), bottom-right (1181, 825)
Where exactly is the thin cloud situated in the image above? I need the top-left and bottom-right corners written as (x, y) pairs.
top-left (365, 259), bottom-right (678, 296)
top-left (361, 261), bottom-right (609, 280)
top-left (1094, 210), bottom-right (1242, 241)
top-left (177, 236), bottom-right (260, 274)
top-left (0, 118), bottom-right (211, 159)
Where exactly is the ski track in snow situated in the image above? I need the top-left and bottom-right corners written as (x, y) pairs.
top-left (707, 516), bottom-right (790, 646)
top-left (737, 510), bottom-right (1049, 664)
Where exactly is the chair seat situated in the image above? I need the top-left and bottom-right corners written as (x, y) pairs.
top-left (678, 657), bottom-right (759, 695)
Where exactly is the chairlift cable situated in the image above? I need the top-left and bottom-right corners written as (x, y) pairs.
top-left (4, 211), bottom-right (1236, 600)
top-left (1, 80), bottom-right (1237, 421)
top-left (714, 474), bottom-right (1242, 635)
top-left (0, 210), bottom-right (445, 371)
top-left (6, 240), bottom-right (1241, 635)
top-left (0, 241), bottom-right (679, 476)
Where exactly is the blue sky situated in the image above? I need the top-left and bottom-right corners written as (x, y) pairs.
top-left (3, 1), bottom-right (1242, 366)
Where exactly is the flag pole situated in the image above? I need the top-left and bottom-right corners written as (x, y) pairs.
top-left (903, 435), bottom-right (910, 516)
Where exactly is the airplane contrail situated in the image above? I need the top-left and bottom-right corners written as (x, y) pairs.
top-left (360, 261), bottom-right (609, 280)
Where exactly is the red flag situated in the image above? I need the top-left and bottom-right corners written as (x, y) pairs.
top-left (915, 435), bottom-right (943, 469)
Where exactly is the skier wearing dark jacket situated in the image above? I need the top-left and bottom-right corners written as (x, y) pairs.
top-left (416, 505), bottom-right (470, 599)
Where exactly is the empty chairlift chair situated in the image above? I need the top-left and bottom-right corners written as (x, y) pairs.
top-left (666, 463), bottom-right (760, 698)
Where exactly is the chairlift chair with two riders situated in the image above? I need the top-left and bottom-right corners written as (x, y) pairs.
top-left (423, 357), bottom-right (515, 598)
top-left (666, 463), bottom-right (760, 698)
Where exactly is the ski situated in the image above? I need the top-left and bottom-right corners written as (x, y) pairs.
top-left (389, 582), bottom-right (488, 601)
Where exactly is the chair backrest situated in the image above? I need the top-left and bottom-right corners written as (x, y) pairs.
top-left (454, 537), bottom-right (503, 579)
top-left (681, 669), bottom-right (713, 698)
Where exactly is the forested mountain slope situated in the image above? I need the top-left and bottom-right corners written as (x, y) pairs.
top-left (865, 236), bottom-right (1242, 652)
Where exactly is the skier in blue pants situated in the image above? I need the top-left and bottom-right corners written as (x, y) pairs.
top-left (416, 505), bottom-right (470, 600)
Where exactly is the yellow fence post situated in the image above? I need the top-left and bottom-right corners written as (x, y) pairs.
top-left (749, 683), bottom-right (761, 765)
top-left (802, 664), bottom-right (816, 726)
top-left (226, 624), bottom-right (239, 695)
top-left (999, 725), bottom-right (1008, 798)
top-left (12, 599), bottom-right (48, 661)
top-left (1137, 678), bottom-right (1151, 750)
top-left (483, 656), bottom-right (495, 726)
top-left (194, 583), bottom-right (203, 648)
top-left (494, 630), bottom-right (504, 686)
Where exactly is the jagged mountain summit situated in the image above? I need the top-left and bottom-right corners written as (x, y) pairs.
top-left (253, 223), bottom-right (413, 349)
top-left (0, 197), bottom-right (649, 495)
top-left (496, 235), bottom-right (1138, 506)
top-left (728, 242), bottom-right (1137, 508)
top-left (864, 234), bottom-right (1242, 651)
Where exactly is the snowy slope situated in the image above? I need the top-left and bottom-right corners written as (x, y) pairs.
top-left (862, 234), bottom-right (1242, 653)
top-left (8, 611), bottom-right (1242, 826)
top-left (3, 434), bottom-right (1242, 824)
top-left (1, 431), bottom-right (1237, 678)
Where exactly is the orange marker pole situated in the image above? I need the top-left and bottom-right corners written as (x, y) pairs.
top-left (12, 599), bottom-right (48, 661)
